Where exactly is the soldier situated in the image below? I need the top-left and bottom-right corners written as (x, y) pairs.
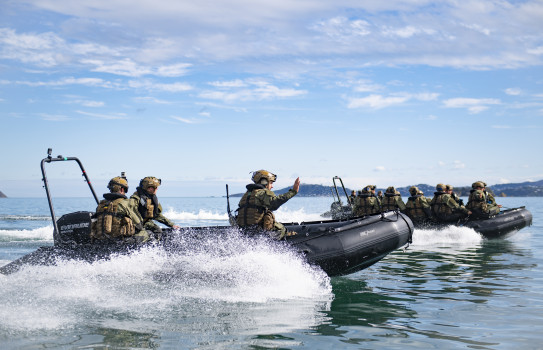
top-left (129, 176), bottom-right (180, 237)
top-left (377, 190), bottom-right (384, 202)
top-left (91, 176), bottom-right (149, 243)
top-left (235, 170), bottom-right (300, 240)
top-left (349, 190), bottom-right (357, 205)
top-left (431, 183), bottom-right (471, 223)
top-left (380, 186), bottom-right (406, 212)
top-left (405, 186), bottom-right (433, 224)
top-left (445, 184), bottom-right (464, 206)
top-left (352, 185), bottom-right (381, 217)
top-left (466, 181), bottom-right (501, 219)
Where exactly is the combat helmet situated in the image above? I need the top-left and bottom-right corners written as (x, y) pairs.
top-left (252, 170), bottom-right (277, 185)
top-left (140, 176), bottom-right (161, 189)
top-left (108, 176), bottom-right (129, 193)
top-left (409, 186), bottom-right (418, 196)
top-left (386, 186), bottom-right (395, 194)
top-left (445, 184), bottom-right (453, 191)
top-left (472, 181), bottom-right (485, 189)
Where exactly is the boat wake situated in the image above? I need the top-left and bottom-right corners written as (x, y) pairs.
top-left (0, 225), bottom-right (53, 242)
top-left (0, 228), bottom-right (332, 333)
top-left (411, 225), bottom-right (483, 248)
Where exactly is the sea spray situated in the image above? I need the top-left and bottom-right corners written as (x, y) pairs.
top-left (0, 227), bottom-right (332, 334)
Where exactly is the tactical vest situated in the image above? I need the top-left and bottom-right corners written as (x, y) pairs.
top-left (405, 196), bottom-right (427, 219)
top-left (91, 198), bottom-right (135, 240)
top-left (381, 195), bottom-right (399, 211)
top-left (236, 189), bottom-right (270, 228)
top-left (354, 195), bottom-right (379, 216)
top-left (141, 197), bottom-right (155, 220)
top-left (431, 193), bottom-right (453, 219)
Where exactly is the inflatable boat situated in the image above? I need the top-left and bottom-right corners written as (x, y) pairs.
top-left (414, 206), bottom-right (532, 239)
top-left (0, 150), bottom-right (414, 276)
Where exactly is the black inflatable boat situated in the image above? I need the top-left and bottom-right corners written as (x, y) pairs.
top-left (414, 206), bottom-right (532, 239)
top-left (0, 150), bottom-right (414, 276)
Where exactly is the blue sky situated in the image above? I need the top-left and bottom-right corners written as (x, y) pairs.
top-left (1, 0), bottom-right (542, 197)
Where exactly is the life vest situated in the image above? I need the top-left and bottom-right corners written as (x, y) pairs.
top-left (91, 197), bottom-right (135, 240)
top-left (381, 194), bottom-right (400, 211)
top-left (431, 192), bottom-right (454, 219)
top-left (467, 189), bottom-right (499, 218)
top-left (405, 195), bottom-right (428, 219)
top-left (353, 194), bottom-right (379, 216)
top-left (236, 188), bottom-right (271, 228)
top-left (133, 187), bottom-right (160, 221)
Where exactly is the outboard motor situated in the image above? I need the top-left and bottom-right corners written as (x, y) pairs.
top-left (56, 211), bottom-right (93, 246)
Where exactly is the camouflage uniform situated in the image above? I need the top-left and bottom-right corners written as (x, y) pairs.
top-left (405, 186), bottom-right (433, 224)
top-left (235, 183), bottom-right (297, 239)
top-left (431, 184), bottom-right (469, 223)
top-left (91, 178), bottom-right (149, 243)
top-left (380, 186), bottom-right (406, 212)
top-left (352, 186), bottom-right (381, 216)
top-left (129, 190), bottom-right (175, 233)
top-left (466, 189), bottom-right (500, 219)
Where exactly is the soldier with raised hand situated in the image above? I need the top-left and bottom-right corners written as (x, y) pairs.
top-left (431, 183), bottom-right (471, 223)
top-left (235, 170), bottom-right (300, 240)
top-left (91, 176), bottom-right (149, 243)
top-left (129, 176), bottom-right (180, 238)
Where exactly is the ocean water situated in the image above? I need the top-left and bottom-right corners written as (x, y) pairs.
top-left (0, 196), bottom-right (541, 349)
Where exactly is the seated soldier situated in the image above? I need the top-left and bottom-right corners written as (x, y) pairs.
top-left (91, 176), bottom-right (149, 243)
top-left (380, 186), bottom-right (406, 212)
top-left (352, 186), bottom-right (380, 217)
top-left (405, 186), bottom-right (433, 224)
top-left (467, 181), bottom-right (501, 219)
top-left (431, 183), bottom-right (471, 223)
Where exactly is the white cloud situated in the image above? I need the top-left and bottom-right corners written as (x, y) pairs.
top-left (76, 110), bottom-right (128, 119)
top-left (442, 97), bottom-right (501, 114)
top-left (127, 79), bottom-right (193, 92)
top-left (453, 160), bottom-right (465, 169)
top-left (348, 92), bottom-right (438, 109)
top-left (374, 166), bottom-right (386, 172)
top-left (199, 79), bottom-right (306, 102)
top-left (170, 116), bottom-right (199, 124)
top-left (505, 88), bottom-right (522, 96)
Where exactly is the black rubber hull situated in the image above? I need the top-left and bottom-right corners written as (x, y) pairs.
top-left (284, 211), bottom-right (413, 276)
top-left (414, 207), bottom-right (532, 239)
top-left (1, 211), bottom-right (414, 277)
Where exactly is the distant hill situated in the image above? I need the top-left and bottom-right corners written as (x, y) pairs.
top-left (0, 190), bottom-right (6, 198)
top-left (232, 180), bottom-right (543, 197)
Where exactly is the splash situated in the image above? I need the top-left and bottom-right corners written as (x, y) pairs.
top-left (163, 208), bottom-right (228, 222)
top-left (0, 225), bottom-right (53, 242)
top-left (411, 225), bottom-right (483, 248)
top-left (273, 207), bottom-right (326, 223)
top-left (0, 229), bottom-right (332, 332)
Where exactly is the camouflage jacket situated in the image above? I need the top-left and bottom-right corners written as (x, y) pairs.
top-left (129, 190), bottom-right (176, 228)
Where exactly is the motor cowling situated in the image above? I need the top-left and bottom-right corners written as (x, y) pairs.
top-left (55, 211), bottom-right (93, 246)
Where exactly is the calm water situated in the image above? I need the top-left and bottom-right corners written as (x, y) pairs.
top-left (0, 196), bottom-right (541, 349)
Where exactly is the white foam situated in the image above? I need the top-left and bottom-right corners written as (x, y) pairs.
top-left (0, 230), bottom-right (332, 332)
top-left (411, 225), bottom-right (483, 249)
top-left (0, 225), bottom-right (53, 242)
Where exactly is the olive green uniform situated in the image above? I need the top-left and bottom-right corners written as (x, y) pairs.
top-left (431, 191), bottom-right (469, 223)
top-left (352, 191), bottom-right (380, 216)
top-left (405, 194), bottom-right (433, 224)
top-left (235, 183), bottom-right (297, 239)
top-left (91, 192), bottom-right (149, 242)
top-left (380, 192), bottom-right (406, 212)
top-left (129, 188), bottom-right (176, 234)
top-left (466, 189), bottom-right (500, 219)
